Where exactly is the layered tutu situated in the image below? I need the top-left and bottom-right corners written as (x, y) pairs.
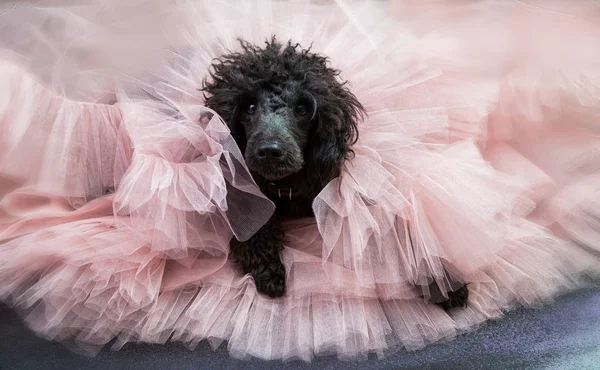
top-left (1, 0), bottom-right (600, 361)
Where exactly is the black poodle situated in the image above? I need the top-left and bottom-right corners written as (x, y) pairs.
top-left (202, 38), bottom-right (468, 309)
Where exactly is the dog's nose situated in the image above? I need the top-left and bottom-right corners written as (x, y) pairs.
top-left (256, 142), bottom-right (283, 160)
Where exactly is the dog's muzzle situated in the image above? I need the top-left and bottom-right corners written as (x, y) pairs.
top-left (245, 115), bottom-right (304, 180)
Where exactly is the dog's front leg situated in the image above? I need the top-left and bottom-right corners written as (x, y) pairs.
top-left (229, 218), bottom-right (286, 298)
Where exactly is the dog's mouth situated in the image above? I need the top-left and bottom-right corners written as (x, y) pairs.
top-left (244, 139), bottom-right (305, 181)
top-left (248, 163), bottom-right (300, 181)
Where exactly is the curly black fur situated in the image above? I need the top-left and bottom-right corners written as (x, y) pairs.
top-left (229, 219), bottom-right (286, 297)
top-left (202, 37), bottom-right (363, 297)
top-left (203, 37), bottom-right (363, 193)
top-left (203, 37), bottom-right (469, 305)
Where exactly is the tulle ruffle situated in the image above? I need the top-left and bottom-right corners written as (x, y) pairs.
top-left (113, 52), bottom-right (276, 254)
top-left (0, 60), bottom-right (130, 201)
top-left (1, 0), bottom-right (600, 362)
top-left (2, 216), bottom-right (597, 361)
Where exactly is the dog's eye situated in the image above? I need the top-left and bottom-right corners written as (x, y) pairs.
top-left (246, 103), bottom-right (257, 115)
top-left (296, 104), bottom-right (309, 117)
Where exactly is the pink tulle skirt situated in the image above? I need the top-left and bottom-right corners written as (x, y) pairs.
top-left (1, 0), bottom-right (600, 361)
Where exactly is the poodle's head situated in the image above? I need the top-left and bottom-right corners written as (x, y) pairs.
top-left (203, 38), bottom-right (364, 184)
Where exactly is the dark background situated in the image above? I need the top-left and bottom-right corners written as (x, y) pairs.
top-left (1, 287), bottom-right (599, 370)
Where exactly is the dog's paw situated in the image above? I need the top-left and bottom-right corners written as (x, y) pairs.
top-left (252, 260), bottom-right (287, 298)
top-left (437, 284), bottom-right (469, 311)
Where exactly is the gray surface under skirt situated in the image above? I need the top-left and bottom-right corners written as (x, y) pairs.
top-left (1, 287), bottom-right (599, 370)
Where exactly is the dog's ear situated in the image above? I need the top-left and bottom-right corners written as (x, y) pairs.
top-left (304, 83), bottom-right (364, 192)
top-left (203, 85), bottom-right (248, 152)
top-left (203, 83), bottom-right (238, 127)
top-left (201, 38), bottom-right (264, 126)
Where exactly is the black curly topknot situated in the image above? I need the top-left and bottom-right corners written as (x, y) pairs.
top-left (203, 36), bottom-right (364, 159)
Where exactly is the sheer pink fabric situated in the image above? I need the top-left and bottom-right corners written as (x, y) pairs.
top-left (1, 0), bottom-right (600, 361)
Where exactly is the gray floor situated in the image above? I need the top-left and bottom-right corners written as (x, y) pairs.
top-left (1, 287), bottom-right (600, 370)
